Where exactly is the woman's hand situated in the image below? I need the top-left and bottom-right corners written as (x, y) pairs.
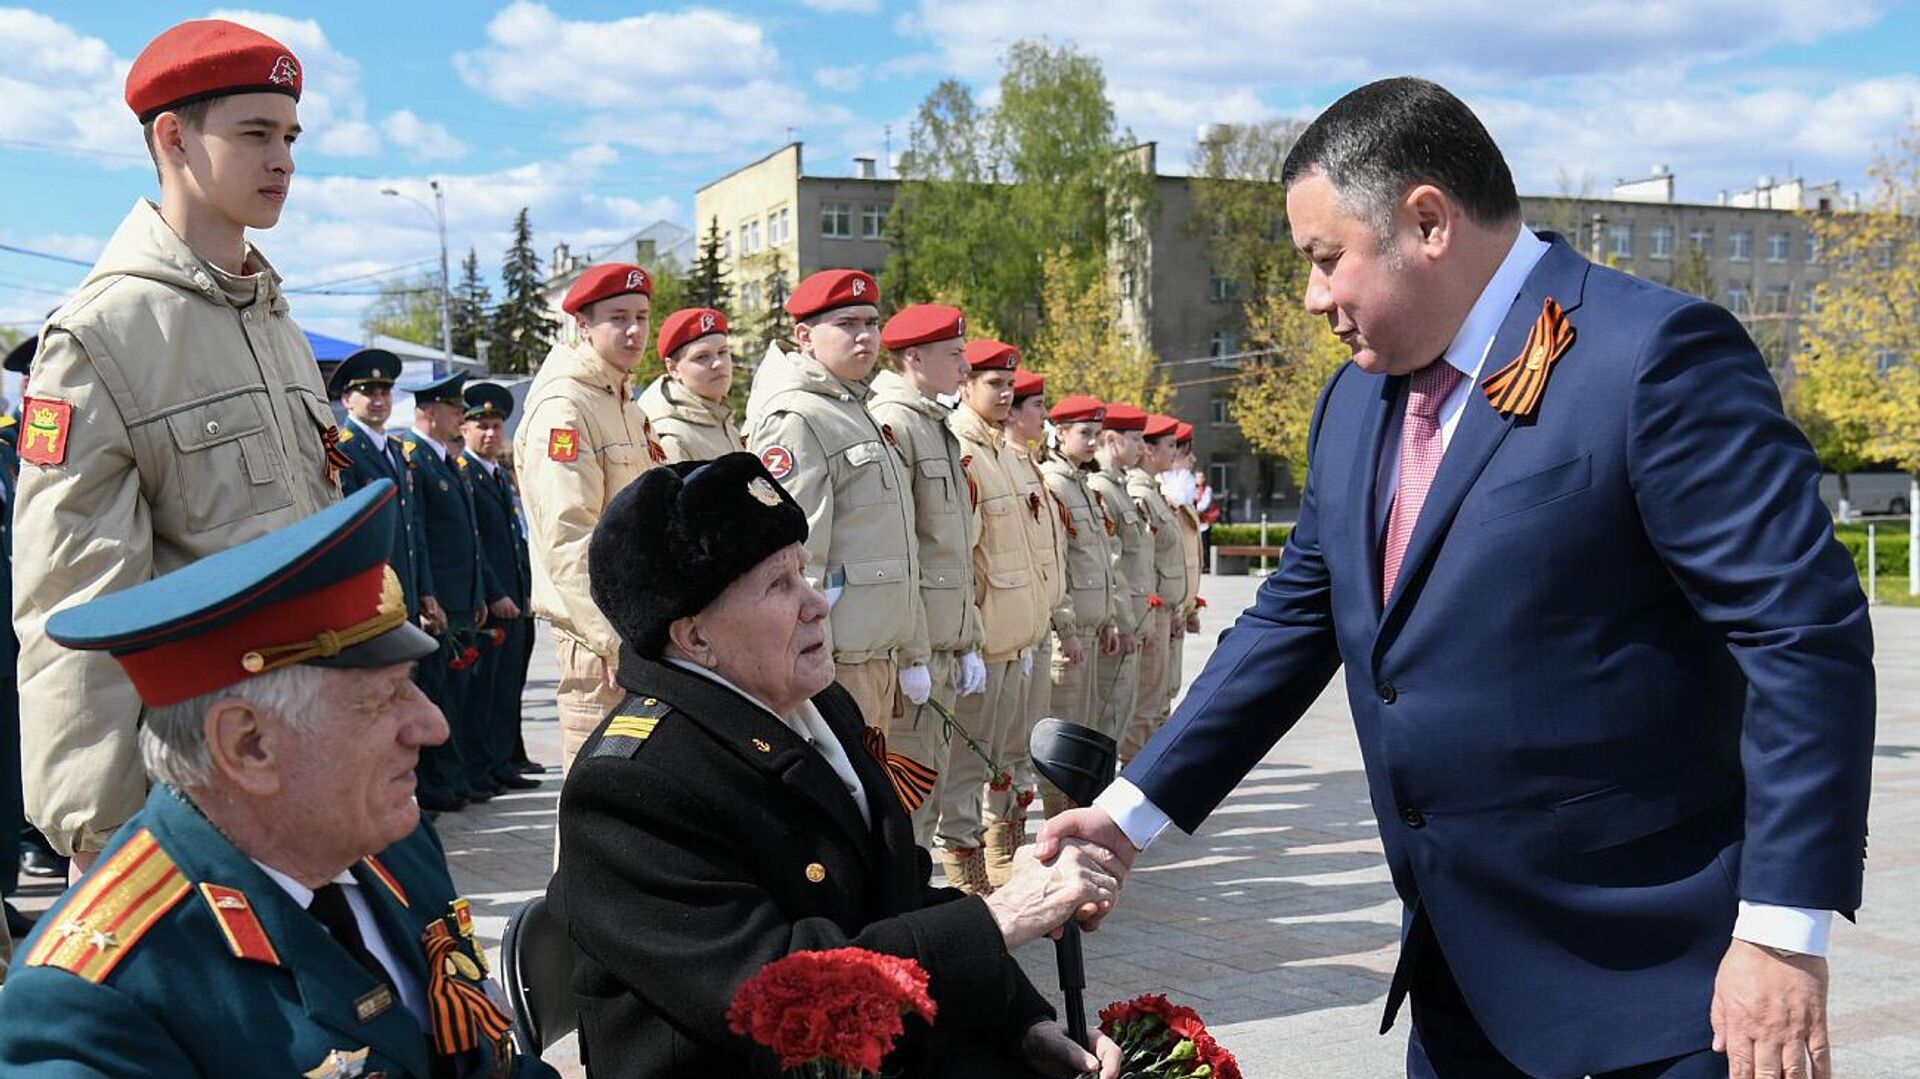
top-left (1020, 1020), bottom-right (1122, 1078)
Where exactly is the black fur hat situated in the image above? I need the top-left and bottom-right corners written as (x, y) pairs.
top-left (589, 452), bottom-right (809, 658)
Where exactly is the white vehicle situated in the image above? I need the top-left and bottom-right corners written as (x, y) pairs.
top-left (1819, 470), bottom-right (1913, 518)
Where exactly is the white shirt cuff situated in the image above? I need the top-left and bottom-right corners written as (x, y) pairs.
top-left (1093, 778), bottom-right (1173, 852)
top-left (1732, 901), bottom-right (1833, 957)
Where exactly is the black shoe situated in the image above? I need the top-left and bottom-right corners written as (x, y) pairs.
top-left (462, 787), bottom-right (495, 804)
top-left (20, 849), bottom-right (66, 879)
top-left (492, 770), bottom-right (540, 791)
top-left (512, 758), bottom-right (546, 776)
top-left (418, 791), bottom-right (467, 813)
top-left (6, 901), bottom-right (38, 938)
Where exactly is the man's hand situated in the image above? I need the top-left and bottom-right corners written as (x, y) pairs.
top-left (488, 596), bottom-right (521, 621)
top-left (1119, 631), bottom-right (1138, 656)
top-left (1035, 807), bottom-right (1139, 931)
top-left (1186, 611), bottom-right (1201, 634)
top-left (1060, 634), bottom-right (1085, 666)
top-left (983, 844), bottom-right (1119, 951)
top-left (1099, 624), bottom-right (1120, 656)
top-left (1020, 1020), bottom-right (1122, 1078)
top-left (1170, 619), bottom-right (1185, 641)
top-left (898, 663), bottom-right (933, 706)
top-left (421, 596), bottom-right (448, 635)
top-left (473, 607), bottom-right (488, 629)
top-left (68, 848), bottom-right (100, 885)
top-left (1711, 938), bottom-right (1831, 1079)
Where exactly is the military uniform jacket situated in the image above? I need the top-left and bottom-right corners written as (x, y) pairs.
top-left (14, 199), bottom-right (339, 855)
top-left (747, 351), bottom-right (929, 666)
top-left (461, 452), bottom-right (532, 608)
top-left (402, 433), bottom-right (501, 617)
top-left (551, 653), bottom-right (1054, 1079)
top-left (340, 421), bottom-right (429, 618)
top-left (637, 374), bottom-right (744, 464)
top-left (513, 341), bottom-right (660, 661)
top-left (0, 785), bottom-right (555, 1079)
top-left (1175, 502), bottom-right (1203, 617)
top-left (867, 371), bottom-right (983, 656)
top-left (1011, 441), bottom-right (1071, 643)
top-left (1129, 467), bottom-right (1191, 611)
top-left (1087, 454), bottom-right (1151, 631)
top-left (1038, 453), bottom-right (1119, 636)
top-left (949, 407), bottom-right (1045, 661)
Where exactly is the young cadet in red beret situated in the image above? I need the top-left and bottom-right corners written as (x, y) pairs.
top-left (867, 304), bottom-right (985, 856)
top-left (512, 264), bottom-right (666, 772)
top-left (1084, 404), bottom-right (1153, 745)
top-left (1118, 414), bottom-right (1191, 764)
top-left (743, 271), bottom-right (932, 741)
top-left (639, 307), bottom-right (743, 463)
top-left (13, 19), bottom-right (341, 884)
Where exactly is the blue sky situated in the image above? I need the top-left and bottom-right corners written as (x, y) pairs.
top-left (3, 0), bottom-right (1918, 338)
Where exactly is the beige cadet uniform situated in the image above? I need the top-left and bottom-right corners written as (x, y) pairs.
top-left (998, 440), bottom-right (1068, 833)
top-left (747, 349), bottom-right (929, 729)
top-left (943, 405), bottom-right (1046, 857)
top-left (1038, 451), bottom-right (1119, 750)
top-left (868, 370), bottom-right (981, 847)
top-left (1121, 467), bottom-right (1189, 761)
top-left (637, 372), bottom-right (743, 464)
top-left (1168, 499), bottom-right (1204, 712)
top-left (14, 199), bottom-right (340, 856)
top-left (1085, 452), bottom-right (1151, 741)
top-left (514, 338), bottom-right (662, 771)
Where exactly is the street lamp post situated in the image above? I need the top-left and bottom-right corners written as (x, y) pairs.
top-left (381, 182), bottom-right (453, 369)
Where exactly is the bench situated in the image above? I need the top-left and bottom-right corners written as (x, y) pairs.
top-left (1210, 544), bottom-right (1283, 575)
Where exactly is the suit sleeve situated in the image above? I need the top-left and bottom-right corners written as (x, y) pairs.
top-left (408, 448), bottom-right (436, 602)
top-left (473, 481), bottom-right (509, 605)
top-left (12, 329), bottom-right (150, 855)
top-left (1120, 368), bottom-right (1349, 832)
top-left (0, 969), bottom-right (199, 1077)
top-left (1625, 300), bottom-right (1874, 913)
top-left (556, 759), bottom-right (1044, 1065)
top-left (519, 396), bottom-right (619, 658)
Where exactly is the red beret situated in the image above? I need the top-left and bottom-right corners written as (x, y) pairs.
top-left (126, 20), bottom-right (303, 124)
top-left (657, 307), bottom-right (729, 359)
top-left (1144, 413), bottom-right (1180, 440)
top-left (1049, 395), bottom-right (1106, 424)
top-left (1012, 369), bottom-right (1045, 400)
top-left (964, 339), bottom-right (1019, 371)
top-left (1101, 403), bottom-right (1147, 431)
top-left (881, 304), bottom-right (966, 350)
top-left (1175, 421), bottom-right (1195, 444)
top-left (563, 263), bottom-right (652, 315)
top-left (786, 269), bottom-right (879, 320)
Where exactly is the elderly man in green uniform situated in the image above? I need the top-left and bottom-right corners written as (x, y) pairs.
top-left (460, 383), bottom-right (538, 794)
top-left (0, 481), bottom-right (556, 1079)
top-left (14, 19), bottom-right (342, 881)
top-left (869, 303), bottom-right (988, 850)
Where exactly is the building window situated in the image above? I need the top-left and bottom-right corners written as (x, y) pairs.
top-left (1806, 233), bottom-right (1820, 263)
top-left (822, 202), bottom-right (851, 238)
top-left (861, 204), bottom-right (886, 239)
top-left (1120, 271), bottom-right (1135, 300)
top-left (1875, 350), bottom-right (1906, 373)
top-left (1210, 396), bottom-right (1232, 425)
top-left (1208, 330), bottom-right (1238, 359)
top-left (1609, 222), bottom-right (1633, 258)
top-left (1767, 230), bottom-right (1790, 263)
top-left (1649, 224), bottom-right (1673, 260)
top-left (740, 279), bottom-right (759, 313)
top-left (721, 230), bottom-right (733, 261)
top-left (1687, 226), bottom-right (1713, 255)
top-left (767, 207), bottom-right (790, 248)
top-left (1208, 273), bottom-right (1234, 303)
top-left (1725, 282), bottom-right (1749, 315)
top-left (1729, 229), bottom-right (1752, 262)
top-left (1763, 285), bottom-right (1791, 314)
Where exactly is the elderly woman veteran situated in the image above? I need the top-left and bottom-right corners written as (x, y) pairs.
top-left (551, 452), bottom-right (1122, 1078)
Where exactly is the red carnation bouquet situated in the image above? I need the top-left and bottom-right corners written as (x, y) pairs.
top-left (1099, 994), bottom-right (1240, 1079)
top-left (727, 947), bottom-right (937, 1077)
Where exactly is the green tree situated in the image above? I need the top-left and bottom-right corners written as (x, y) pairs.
top-left (488, 207), bottom-right (553, 375)
top-left (449, 248), bottom-right (491, 361)
top-left (1188, 120), bottom-right (1307, 302)
top-left (1229, 285), bottom-right (1350, 482)
top-left (361, 273), bottom-right (442, 346)
top-left (1667, 245), bottom-right (1715, 299)
top-left (1025, 246), bottom-right (1164, 409)
top-left (690, 217), bottom-right (732, 310)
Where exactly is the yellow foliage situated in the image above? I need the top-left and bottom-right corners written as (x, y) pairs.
top-left (1024, 246), bottom-right (1165, 410)
top-left (1228, 286), bottom-right (1350, 479)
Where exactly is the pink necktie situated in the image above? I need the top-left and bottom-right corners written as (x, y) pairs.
top-left (1381, 360), bottom-right (1465, 604)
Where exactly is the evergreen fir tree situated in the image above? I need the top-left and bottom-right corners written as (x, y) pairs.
top-left (488, 207), bottom-right (553, 374)
top-left (450, 247), bottom-right (492, 362)
top-left (691, 216), bottom-right (732, 310)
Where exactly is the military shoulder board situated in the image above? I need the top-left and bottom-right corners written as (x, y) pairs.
top-left (590, 696), bottom-right (673, 759)
top-left (25, 830), bottom-right (190, 983)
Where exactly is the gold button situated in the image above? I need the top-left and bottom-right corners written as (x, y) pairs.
top-left (805, 862), bottom-right (827, 883)
top-left (644, 697), bottom-right (657, 706)
top-left (752, 738), bottom-right (771, 753)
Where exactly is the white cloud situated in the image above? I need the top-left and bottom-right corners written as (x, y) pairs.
top-left (815, 65), bottom-right (865, 92)
top-left (0, 8), bottom-right (143, 164)
top-left (382, 110), bottom-right (468, 163)
top-left (209, 9), bottom-right (383, 158)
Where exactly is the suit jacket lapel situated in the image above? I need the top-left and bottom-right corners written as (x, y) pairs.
top-left (1377, 236), bottom-right (1592, 640)
top-left (1348, 373), bottom-right (1401, 620)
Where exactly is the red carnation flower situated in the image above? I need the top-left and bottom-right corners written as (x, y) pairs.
top-left (727, 948), bottom-right (936, 1075)
top-left (1147, 593), bottom-right (1165, 609)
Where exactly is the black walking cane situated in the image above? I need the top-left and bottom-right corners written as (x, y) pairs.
top-left (1027, 718), bottom-right (1119, 1049)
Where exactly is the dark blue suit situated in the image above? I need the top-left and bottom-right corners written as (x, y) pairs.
top-left (1127, 236), bottom-right (1874, 1077)
top-left (461, 452), bottom-right (533, 785)
top-left (0, 785), bottom-right (555, 1078)
top-left (337, 422), bottom-right (428, 618)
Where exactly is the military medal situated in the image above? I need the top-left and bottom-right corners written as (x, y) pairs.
top-left (304, 1047), bottom-right (370, 1079)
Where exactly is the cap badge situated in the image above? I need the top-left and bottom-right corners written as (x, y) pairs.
top-left (748, 477), bottom-right (781, 507)
top-left (956, 315), bottom-right (965, 335)
top-left (850, 277), bottom-right (867, 297)
top-left (268, 56), bottom-right (300, 86)
top-left (626, 269), bottom-right (646, 290)
top-left (699, 312), bottom-right (718, 333)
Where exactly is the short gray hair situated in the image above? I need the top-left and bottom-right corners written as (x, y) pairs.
top-left (140, 665), bottom-right (331, 790)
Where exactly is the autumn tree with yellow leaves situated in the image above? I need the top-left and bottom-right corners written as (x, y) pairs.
top-left (1024, 246), bottom-right (1165, 410)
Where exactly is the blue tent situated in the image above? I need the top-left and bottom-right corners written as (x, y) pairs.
top-left (303, 329), bottom-right (361, 362)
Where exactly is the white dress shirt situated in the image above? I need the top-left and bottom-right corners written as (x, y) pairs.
top-left (253, 860), bottom-right (431, 1029)
top-left (347, 414), bottom-right (387, 443)
top-left (1095, 227), bottom-right (1832, 956)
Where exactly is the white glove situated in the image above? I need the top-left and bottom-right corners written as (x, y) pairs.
top-left (1020, 647), bottom-right (1034, 678)
top-left (898, 663), bottom-right (933, 706)
top-left (957, 651), bottom-right (987, 697)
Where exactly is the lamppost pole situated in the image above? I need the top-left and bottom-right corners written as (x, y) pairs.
top-left (381, 183), bottom-right (454, 369)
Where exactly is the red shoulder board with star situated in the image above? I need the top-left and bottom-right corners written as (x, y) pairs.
top-left (548, 428), bottom-right (580, 463)
top-left (19, 397), bottom-right (72, 466)
top-left (24, 829), bottom-right (190, 983)
top-left (760, 444), bottom-right (794, 480)
top-left (199, 883), bottom-right (282, 966)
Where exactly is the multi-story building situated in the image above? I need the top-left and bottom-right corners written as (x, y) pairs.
top-left (535, 219), bottom-right (694, 327)
top-left (687, 143), bottom-right (1834, 520)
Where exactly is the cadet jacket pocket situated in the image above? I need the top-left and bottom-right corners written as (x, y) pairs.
top-left (163, 391), bottom-right (293, 532)
top-left (921, 561), bottom-right (965, 589)
top-left (1480, 454), bottom-right (1591, 523)
top-left (841, 441), bottom-right (894, 507)
top-left (916, 458), bottom-right (956, 509)
top-left (842, 556), bottom-right (909, 589)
